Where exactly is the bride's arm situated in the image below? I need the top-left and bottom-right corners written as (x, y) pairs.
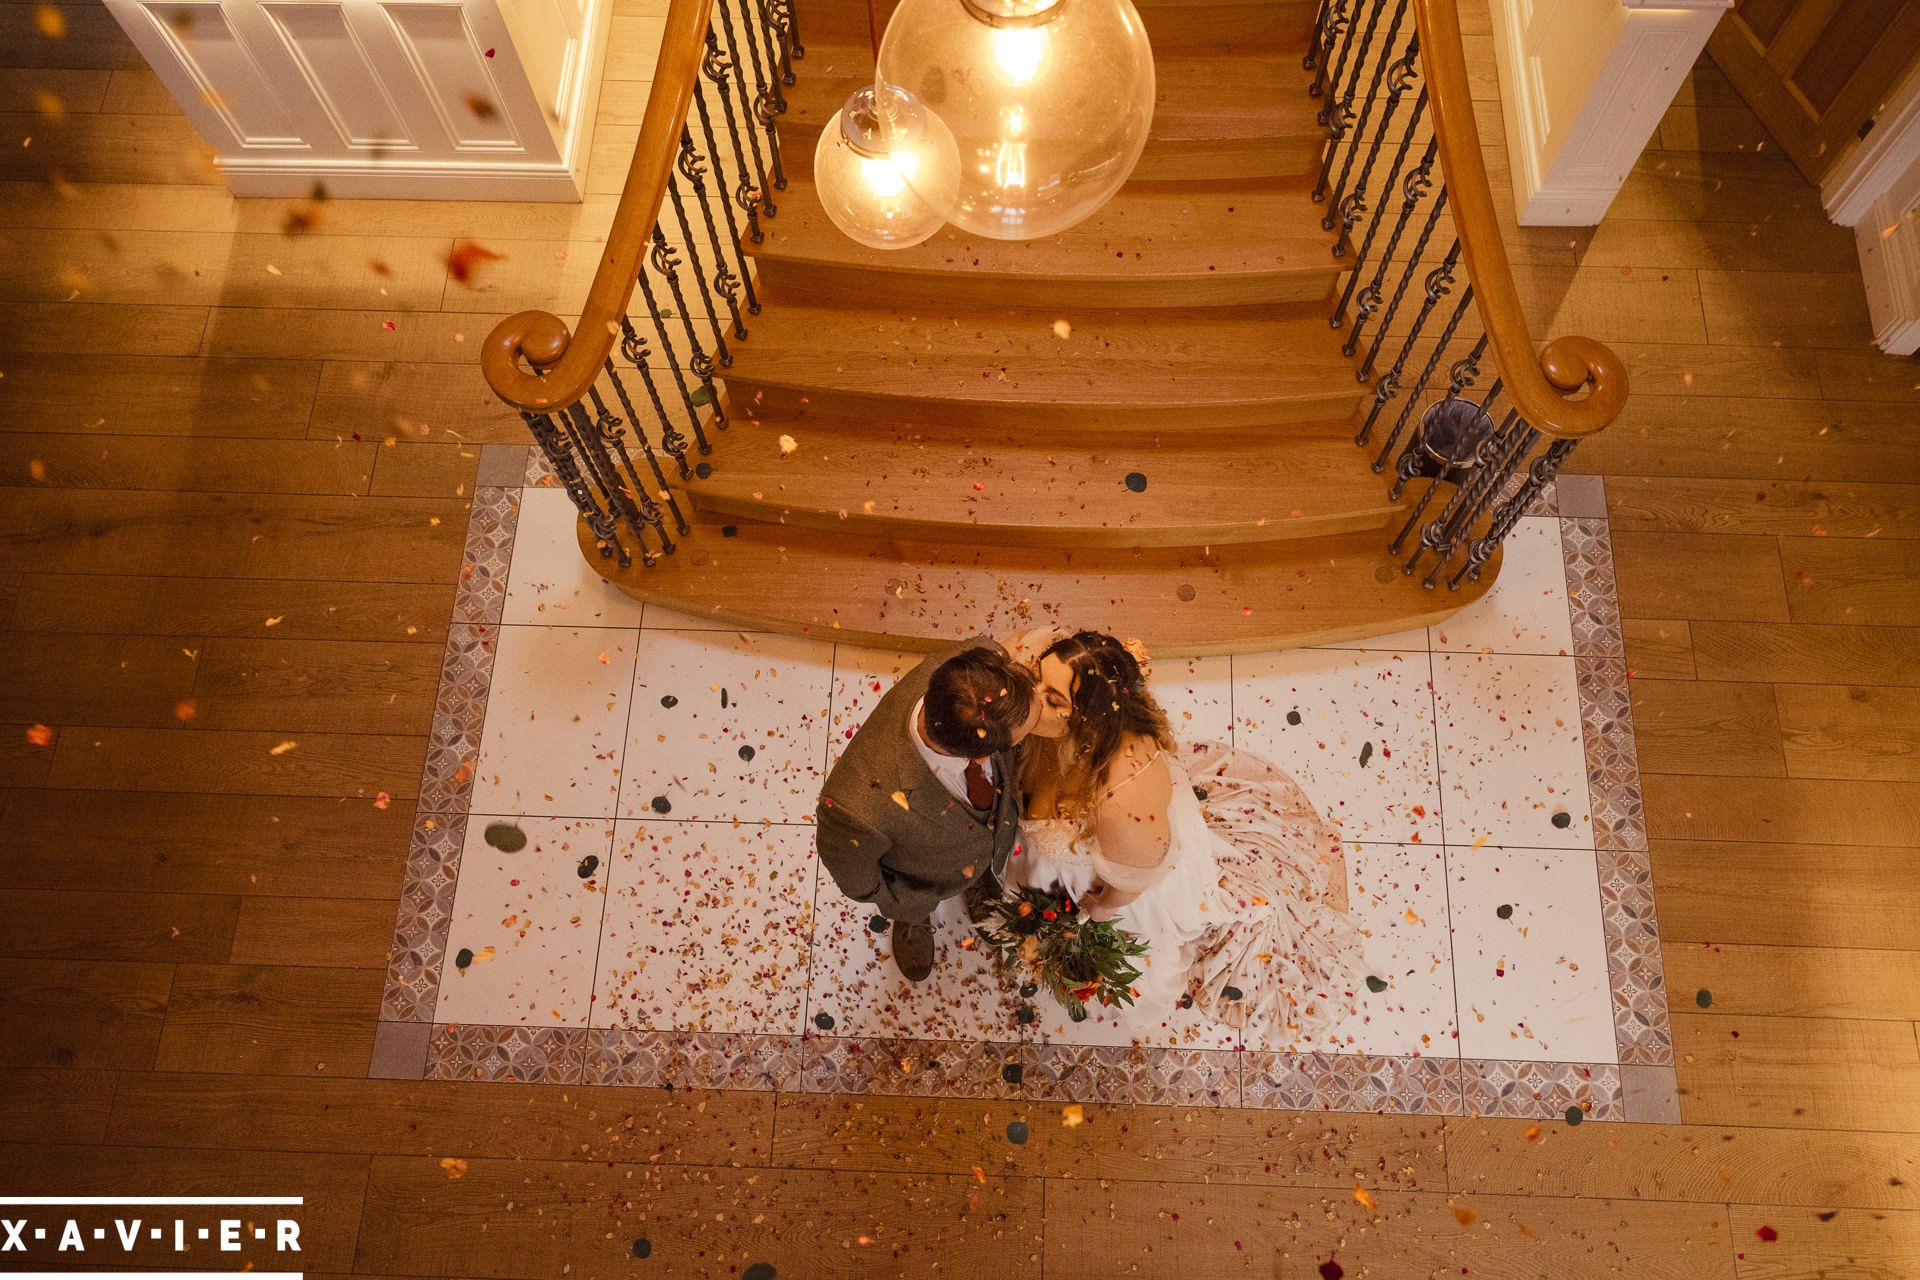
top-left (1082, 760), bottom-right (1175, 921)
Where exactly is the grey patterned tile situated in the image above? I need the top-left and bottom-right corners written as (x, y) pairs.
top-left (1597, 845), bottom-right (1673, 1066)
top-left (1461, 1059), bottom-right (1623, 1122)
top-left (453, 487), bottom-right (519, 626)
top-left (1026, 1043), bottom-right (1240, 1108)
top-left (1561, 517), bottom-right (1626, 659)
top-left (415, 623), bottom-right (496, 814)
top-left (426, 1024), bottom-right (588, 1084)
top-left (1243, 1052), bottom-right (1464, 1116)
top-left (382, 809), bottom-right (467, 1023)
top-left (797, 1035), bottom-right (1027, 1101)
top-left (586, 1028), bottom-right (799, 1092)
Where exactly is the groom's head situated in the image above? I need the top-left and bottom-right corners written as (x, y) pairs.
top-left (923, 648), bottom-right (1042, 759)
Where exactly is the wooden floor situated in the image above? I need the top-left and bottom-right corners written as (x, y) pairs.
top-left (4, 1), bottom-right (1920, 1276)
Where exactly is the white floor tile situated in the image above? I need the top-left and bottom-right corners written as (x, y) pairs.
top-left (1271, 840), bottom-right (1460, 1060)
top-left (470, 625), bottom-right (638, 819)
top-left (592, 820), bottom-right (816, 1035)
top-left (502, 486), bottom-right (649, 628)
top-left (1432, 652), bottom-right (1593, 850)
top-left (1449, 843), bottom-right (1615, 1063)
top-left (619, 629), bottom-right (835, 823)
top-left (806, 888), bottom-right (1025, 1042)
top-left (1150, 654), bottom-right (1234, 750)
top-left (1430, 517), bottom-right (1574, 656)
top-left (434, 815), bottom-right (613, 1028)
top-left (1233, 647), bottom-right (1442, 844)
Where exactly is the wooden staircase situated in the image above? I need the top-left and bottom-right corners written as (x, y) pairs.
top-left (539, 0), bottom-right (1510, 654)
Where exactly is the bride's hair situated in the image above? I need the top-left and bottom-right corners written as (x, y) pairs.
top-left (1020, 631), bottom-right (1176, 835)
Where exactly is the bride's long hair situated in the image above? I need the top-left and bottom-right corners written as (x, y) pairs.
top-left (1021, 631), bottom-right (1176, 839)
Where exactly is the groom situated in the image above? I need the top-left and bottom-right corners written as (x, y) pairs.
top-left (816, 634), bottom-right (1066, 982)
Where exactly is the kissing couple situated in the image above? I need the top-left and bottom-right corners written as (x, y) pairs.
top-left (816, 628), bottom-right (1366, 1038)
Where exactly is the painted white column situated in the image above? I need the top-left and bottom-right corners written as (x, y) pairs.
top-left (101, 0), bottom-right (613, 200)
top-left (1823, 58), bottom-right (1920, 356)
top-left (1488, 0), bottom-right (1731, 226)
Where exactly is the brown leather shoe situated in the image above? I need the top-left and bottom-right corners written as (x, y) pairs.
top-left (963, 874), bottom-right (1004, 927)
top-left (891, 920), bottom-right (934, 983)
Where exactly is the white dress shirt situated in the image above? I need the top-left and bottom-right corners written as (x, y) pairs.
top-left (911, 696), bottom-right (991, 808)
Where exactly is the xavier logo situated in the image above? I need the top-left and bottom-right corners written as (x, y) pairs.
top-left (0, 1197), bottom-right (305, 1278)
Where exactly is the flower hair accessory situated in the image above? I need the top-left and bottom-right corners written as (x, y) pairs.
top-left (1120, 636), bottom-right (1151, 677)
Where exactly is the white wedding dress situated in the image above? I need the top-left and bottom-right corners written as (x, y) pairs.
top-left (1016, 741), bottom-right (1365, 1041)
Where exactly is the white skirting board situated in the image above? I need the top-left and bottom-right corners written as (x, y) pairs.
top-left (103, 0), bottom-right (614, 202)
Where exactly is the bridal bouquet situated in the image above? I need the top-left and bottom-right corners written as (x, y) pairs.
top-left (979, 887), bottom-right (1150, 1023)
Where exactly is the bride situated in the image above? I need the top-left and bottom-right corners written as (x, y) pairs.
top-left (1013, 629), bottom-right (1365, 1041)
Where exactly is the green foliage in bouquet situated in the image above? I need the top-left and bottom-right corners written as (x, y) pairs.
top-left (979, 886), bottom-right (1150, 1023)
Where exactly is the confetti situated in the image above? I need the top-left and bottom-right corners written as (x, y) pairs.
top-left (1318, 1261), bottom-right (1344, 1280)
top-left (1364, 975), bottom-right (1387, 993)
top-left (373, 792), bottom-right (391, 810)
top-left (778, 434), bottom-right (798, 455)
top-left (35, 4), bottom-right (65, 37)
top-left (1123, 471), bottom-right (1148, 493)
top-left (439, 1158), bottom-right (467, 1179)
top-left (1005, 1121), bottom-right (1029, 1144)
top-left (1695, 988), bottom-right (1713, 1008)
top-left (446, 240), bottom-right (505, 285)
top-left (1453, 1206), bottom-right (1477, 1227)
top-left (1352, 1186), bottom-right (1375, 1210)
top-left (25, 724), bottom-right (53, 746)
top-left (268, 740), bottom-right (298, 756)
top-left (1061, 1104), bottom-right (1084, 1127)
top-left (630, 1239), bottom-right (651, 1259)
top-left (484, 822), bottom-right (527, 852)
top-left (1051, 319), bottom-right (1071, 338)
top-left (1755, 1226), bottom-right (1777, 1242)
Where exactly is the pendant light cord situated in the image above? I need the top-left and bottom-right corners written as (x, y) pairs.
top-left (866, 0), bottom-right (880, 58)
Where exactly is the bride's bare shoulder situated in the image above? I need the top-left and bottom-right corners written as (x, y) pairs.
top-left (1093, 748), bottom-right (1174, 868)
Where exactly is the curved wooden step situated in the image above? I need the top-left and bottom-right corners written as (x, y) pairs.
top-left (777, 44), bottom-right (1325, 183)
top-left (720, 300), bottom-right (1366, 429)
top-left (578, 514), bottom-right (1498, 656)
top-left (750, 177), bottom-right (1341, 309)
top-left (677, 419), bottom-right (1402, 547)
top-left (798, 0), bottom-right (1319, 53)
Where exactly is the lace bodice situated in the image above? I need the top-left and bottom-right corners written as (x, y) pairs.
top-left (1021, 751), bottom-right (1181, 894)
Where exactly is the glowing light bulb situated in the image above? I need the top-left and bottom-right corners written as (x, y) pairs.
top-left (990, 26), bottom-right (1048, 85)
top-left (812, 83), bottom-right (959, 250)
top-left (861, 154), bottom-right (908, 198)
top-left (992, 140), bottom-right (1027, 190)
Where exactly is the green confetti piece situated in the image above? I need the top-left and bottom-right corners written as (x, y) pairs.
top-left (483, 822), bottom-right (526, 852)
top-left (1006, 1121), bottom-right (1029, 1144)
top-left (1564, 1106), bottom-right (1584, 1127)
top-left (1286, 710), bottom-right (1302, 726)
top-left (1696, 989), bottom-right (1713, 1008)
top-left (1496, 904), bottom-right (1514, 920)
top-left (1365, 975), bottom-right (1388, 993)
top-left (1359, 741), bottom-right (1373, 767)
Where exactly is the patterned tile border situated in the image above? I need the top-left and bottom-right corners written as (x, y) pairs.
top-left (385, 458), bottom-right (1670, 1120)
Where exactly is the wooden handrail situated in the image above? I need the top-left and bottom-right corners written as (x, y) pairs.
top-left (1410, 0), bottom-right (1628, 439)
top-left (482, 0), bottom-right (719, 412)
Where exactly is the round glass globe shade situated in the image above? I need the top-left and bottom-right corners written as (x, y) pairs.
top-left (812, 84), bottom-right (959, 250)
top-left (876, 0), bottom-right (1155, 240)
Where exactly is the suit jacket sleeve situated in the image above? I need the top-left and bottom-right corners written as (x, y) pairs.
top-left (815, 794), bottom-right (905, 917)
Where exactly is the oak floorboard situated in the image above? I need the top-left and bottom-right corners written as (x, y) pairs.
top-left (369, 442), bottom-right (482, 498)
top-left (153, 962), bottom-right (384, 1076)
top-left (0, 887), bottom-right (240, 962)
top-left (1728, 1204), bottom-right (1920, 1280)
top-left (0, 789), bottom-right (412, 897)
top-left (0, 112), bottom-right (216, 184)
top-left (0, 725), bottom-right (57, 785)
top-left (0, 300), bottom-right (210, 355)
top-left (0, 6), bottom-right (143, 71)
top-left (1628, 678), bottom-right (1785, 777)
top-left (108, 1073), bottom-right (776, 1164)
top-left (1446, 1118), bottom-right (1920, 1211)
top-left (1043, 1179), bottom-right (1737, 1280)
top-left (202, 306), bottom-right (525, 363)
top-left (1697, 270), bottom-right (1876, 349)
top-left (1665, 943), bottom-right (1920, 1020)
top-left (3, 571), bottom-right (454, 642)
top-left (228, 895), bottom-right (398, 968)
top-left (1643, 774), bottom-right (1920, 847)
top-left (1652, 840), bottom-right (1920, 950)
top-left (0, 353), bottom-right (322, 437)
top-left (1773, 683), bottom-right (1920, 781)
top-left (1817, 347), bottom-right (1920, 403)
top-left (98, 64), bottom-right (176, 115)
top-left (768, 1092), bottom-right (1447, 1189)
top-left (0, 957), bottom-right (172, 1070)
top-left (1604, 476), bottom-right (1920, 539)
top-left (354, 1155), bottom-right (1046, 1280)
top-left (190, 636), bottom-right (444, 734)
top-left (0, 67), bottom-right (110, 113)
top-left (0, 433), bottom-right (379, 493)
top-left (0, 1068), bottom-right (116, 1144)
top-left (45, 725), bottom-right (426, 797)
top-left (0, 1142), bottom-right (367, 1271)
top-left (1611, 532), bottom-right (1790, 622)
top-left (1689, 621), bottom-right (1920, 686)
top-left (1621, 619), bottom-right (1696, 679)
top-left (309, 360), bottom-right (526, 445)
top-left (1, 630), bottom-right (200, 726)
top-left (1672, 1012), bottom-right (1920, 1133)
top-left (1564, 394), bottom-right (1920, 484)
top-left (1780, 537), bottom-right (1920, 627)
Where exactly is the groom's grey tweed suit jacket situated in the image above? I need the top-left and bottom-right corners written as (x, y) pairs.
top-left (815, 637), bottom-right (1023, 925)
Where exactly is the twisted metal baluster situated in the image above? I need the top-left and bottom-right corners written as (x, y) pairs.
top-left (1448, 438), bottom-right (1579, 588)
top-left (1317, 0), bottom-right (1385, 146)
top-left (1328, 27), bottom-right (1418, 259)
top-left (1340, 132), bottom-right (1436, 338)
top-left (1386, 331), bottom-right (1486, 497)
top-left (581, 387), bottom-right (666, 563)
top-left (758, 0), bottom-right (796, 87)
top-left (1305, 0), bottom-right (1336, 72)
top-left (721, 0), bottom-right (785, 194)
top-left (699, 36), bottom-right (768, 244)
top-left (649, 229), bottom-right (726, 445)
top-left (1373, 281), bottom-right (1473, 473)
top-left (1354, 235), bottom-right (1459, 446)
top-left (714, 2), bottom-right (777, 215)
top-left (1409, 418), bottom-right (1537, 580)
top-left (665, 161), bottom-right (737, 359)
top-left (603, 358), bottom-right (689, 537)
top-left (1388, 407), bottom-right (1512, 557)
top-left (1319, 1), bottom-right (1409, 225)
top-left (1314, 0), bottom-right (1362, 112)
top-left (524, 410), bottom-right (625, 565)
top-left (562, 399), bottom-right (658, 566)
top-left (588, 380), bottom-right (680, 553)
top-left (692, 75), bottom-right (760, 311)
top-left (620, 318), bottom-right (693, 478)
top-left (1357, 204), bottom-right (1452, 381)
top-left (635, 267), bottom-right (715, 457)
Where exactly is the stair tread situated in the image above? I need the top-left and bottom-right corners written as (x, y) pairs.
top-left (724, 301), bottom-right (1359, 411)
top-left (752, 177), bottom-right (1341, 288)
top-left (681, 422), bottom-right (1400, 545)
top-left (583, 513), bottom-right (1497, 656)
top-left (781, 43), bottom-right (1320, 149)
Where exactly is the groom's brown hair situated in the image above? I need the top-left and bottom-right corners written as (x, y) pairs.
top-left (923, 648), bottom-right (1037, 758)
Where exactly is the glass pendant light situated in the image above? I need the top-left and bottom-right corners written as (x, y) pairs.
top-left (813, 82), bottom-right (959, 250)
top-left (876, 0), bottom-right (1155, 241)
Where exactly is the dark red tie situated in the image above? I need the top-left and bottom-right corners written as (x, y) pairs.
top-left (963, 759), bottom-right (994, 812)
